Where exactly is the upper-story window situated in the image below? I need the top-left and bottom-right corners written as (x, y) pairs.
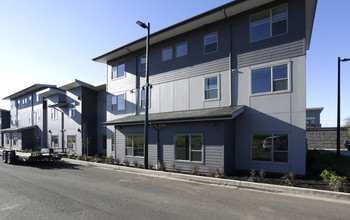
top-left (29, 96), bottom-right (32, 104)
top-left (204, 76), bottom-right (219, 100)
top-left (162, 47), bottom-right (173, 61)
top-left (10, 100), bottom-right (16, 109)
top-left (69, 102), bottom-right (76, 118)
top-left (34, 111), bottom-right (41, 122)
top-left (140, 55), bottom-right (146, 72)
top-left (112, 94), bottom-right (125, 111)
top-left (251, 63), bottom-right (289, 94)
top-left (176, 42), bottom-right (188, 57)
top-left (36, 94), bottom-right (41, 103)
top-left (250, 4), bottom-right (287, 42)
top-left (23, 98), bottom-right (27, 104)
top-left (204, 32), bottom-right (218, 54)
top-left (112, 60), bottom-right (125, 79)
top-left (17, 100), bottom-right (20, 107)
top-left (51, 108), bottom-right (58, 120)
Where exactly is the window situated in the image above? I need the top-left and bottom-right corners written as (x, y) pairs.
top-left (251, 64), bottom-right (288, 94)
top-left (34, 111), bottom-right (41, 122)
top-left (204, 32), bottom-right (218, 54)
top-left (13, 135), bottom-right (18, 146)
top-left (126, 135), bottom-right (144, 157)
top-left (111, 61), bottom-right (125, 79)
top-left (29, 96), bottom-right (32, 104)
top-left (251, 5), bottom-right (287, 42)
top-left (112, 94), bottom-right (125, 111)
top-left (67, 135), bottom-right (76, 149)
top-left (140, 56), bottom-right (146, 72)
top-left (11, 116), bottom-right (16, 126)
top-left (51, 135), bottom-right (59, 148)
top-left (252, 134), bottom-right (288, 162)
top-left (17, 100), bottom-right (20, 106)
top-left (51, 108), bottom-right (58, 120)
top-left (176, 42), bottom-right (188, 57)
top-left (11, 100), bottom-right (16, 108)
top-left (112, 135), bottom-right (115, 151)
top-left (306, 117), bottom-right (316, 127)
top-left (140, 89), bottom-right (150, 108)
top-left (204, 76), bottom-right (219, 100)
top-left (69, 102), bottom-right (76, 118)
top-left (162, 47), bottom-right (173, 61)
top-left (6, 135), bottom-right (10, 145)
top-left (36, 94), bottom-right (41, 103)
top-left (175, 134), bottom-right (202, 162)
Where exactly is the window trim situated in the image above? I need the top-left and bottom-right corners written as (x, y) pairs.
top-left (250, 60), bottom-right (291, 96)
top-left (250, 4), bottom-right (288, 43)
top-left (140, 88), bottom-right (151, 109)
top-left (139, 55), bottom-right (146, 73)
top-left (162, 46), bottom-right (173, 61)
top-left (125, 134), bottom-right (144, 157)
top-left (203, 74), bottom-right (220, 101)
top-left (111, 93), bottom-right (126, 112)
top-left (203, 32), bottom-right (218, 54)
top-left (176, 41), bottom-right (188, 58)
top-left (111, 60), bottom-right (126, 80)
top-left (67, 135), bottom-right (76, 149)
top-left (251, 133), bottom-right (289, 164)
top-left (174, 133), bottom-right (204, 163)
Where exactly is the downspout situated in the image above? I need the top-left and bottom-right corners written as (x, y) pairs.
top-left (114, 126), bottom-right (117, 160)
top-left (31, 94), bottom-right (34, 126)
top-left (223, 8), bottom-right (233, 106)
top-left (150, 123), bottom-right (160, 170)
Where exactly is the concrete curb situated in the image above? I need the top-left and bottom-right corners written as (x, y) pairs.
top-left (61, 158), bottom-right (350, 201)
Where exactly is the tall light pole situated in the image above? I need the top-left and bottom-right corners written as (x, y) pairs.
top-left (337, 57), bottom-right (350, 158)
top-left (136, 21), bottom-right (150, 169)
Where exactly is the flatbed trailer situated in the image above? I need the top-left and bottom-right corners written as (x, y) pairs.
top-left (2, 149), bottom-right (61, 164)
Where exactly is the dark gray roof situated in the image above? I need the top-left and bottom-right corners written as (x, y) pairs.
top-left (103, 106), bottom-right (245, 126)
top-left (3, 84), bottom-right (56, 100)
top-left (0, 125), bottom-right (37, 132)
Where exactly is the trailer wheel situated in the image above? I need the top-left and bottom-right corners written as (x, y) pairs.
top-left (3, 151), bottom-right (8, 163)
top-left (7, 151), bottom-right (15, 164)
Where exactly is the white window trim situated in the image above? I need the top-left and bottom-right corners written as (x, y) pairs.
top-left (174, 133), bottom-right (204, 163)
top-left (112, 93), bottom-right (126, 112)
top-left (203, 32), bottom-right (218, 54)
top-left (162, 46), bottom-right (173, 61)
top-left (67, 135), bottom-right (77, 149)
top-left (249, 59), bottom-right (291, 96)
top-left (125, 134), bottom-right (144, 158)
top-left (111, 60), bottom-right (126, 80)
top-left (176, 41), bottom-right (188, 58)
top-left (203, 74), bottom-right (221, 101)
top-left (250, 4), bottom-right (288, 43)
top-left (250, 133), bottom-right (290, 164)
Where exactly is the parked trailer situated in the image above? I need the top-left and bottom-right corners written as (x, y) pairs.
top-left (2, 149), bottom-right (61, 164)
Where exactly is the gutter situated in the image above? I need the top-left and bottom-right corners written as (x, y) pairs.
top-left (223, 8), bottom-right (232, 106)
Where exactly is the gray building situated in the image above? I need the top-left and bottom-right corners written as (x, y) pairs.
top-left (1, 84), bottom-right (56, 150)
top-left (38, 80), bottom-right (106, 156)
top-left (0, 109), bottom-right (10, 147)
top-left (306, 107), bottom-right (323, 128)
top-left (94, 0), bottom-right (317, 175)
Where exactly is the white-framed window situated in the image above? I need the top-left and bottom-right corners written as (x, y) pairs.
top-left (34, 111), bottom-right (41, 122)
top-left (112, 94), bottom-right (125, 111)
top-left (29, 96), bottom-right (32, 104)
top-left (17, 100), bottom-right (20, 106)
top-left (36, 94), bottom-right (41, 103)
top-left (162, 47), bottom-right (173, 61)
top-left (5, 135), bottom-right (10, 145)
top-left (67, 135), bottom-right (76, 149)
top-left (174, 134), bottom-right (203, 162)
top-left (69, 102), bottom-right (76, 118)
top-left (126, 135), bottom-right (144, 157)
top-left (140, 88), bottom-right (151, 108)
top-left (111, 60), bottom-right (125, 79)
top-left (23, 98), bottom-right (27, 104)
top-left (204, 75), bottom-right (219, 100)
top-left (176, 42), bottom-right (188, 57)
top-left (252, 134), bottom-right (288, 163)
top-left (251, 63), bottom-right (289, 94)
top-left (204, 32), bottom-right (218, 54)
top-left (51, 135), bottom-right (59, 148)
top-left (250, 4), bottom-right (287, 42)
top-left (13, 135), bottom-right (18, 146)
top-left (51, 108), bottom-right (58, 120)
top-left (140, 55), bottom-right (146, 72)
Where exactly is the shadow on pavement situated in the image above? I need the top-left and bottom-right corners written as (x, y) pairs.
top-left (11, 161), bottom-right (81, 170)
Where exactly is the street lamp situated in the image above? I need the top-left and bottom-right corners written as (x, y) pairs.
top-left (337, 57), bottom-right (350, 158)
top-left (136, 21), bottom-right (150, 169)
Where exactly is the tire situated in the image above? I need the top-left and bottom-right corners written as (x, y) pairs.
top-left (7, 151), bottom-right (16, 164)
top-left (3, 151), bottom-right (8, 163)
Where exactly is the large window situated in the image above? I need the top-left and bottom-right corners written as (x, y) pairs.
top-left (251, 5), bottom-right (287, 42)
top-left (175, 134), bottom-right (202, 162)
top-left (252, 134), bottom-right (288, 162)
top-left (112, 61), bottom-right (125, 79)
top-left (176, 42), bottom-right (188, 57)
top-left (162, 47), bottom-right (173, 61)
top-left (204, 32), bottom-right (218, 54)
top-left (251, 64), bottom-right (288, 94)
top-left (126, 135), bottom-right (144, 157)
top-left (204, 76), bottom-right (219, 100)
top-left (67, 135), bottom-right (76, 149)
top-left (112, 94), bottom-right (125, 111)
top-left (51, 135), bottom-right (59, 148)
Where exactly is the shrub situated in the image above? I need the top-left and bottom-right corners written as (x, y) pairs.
top-left (115, 158), bottom-right (120, 165)
top-left (123, 159), bottom-right (130, 166)
top-left (160, 163), bottom-right (166, 171)
top-left (106, 156), bottom-right (114, 164)
top-left (133, 161), bottom-right (139, 167)
top-left (137, 163), bottom-right (144, 168)
top-left (191, 166), bottom-right (200, 175)
top-left (248, 169), bottom-right (258, 182)
top-left (148, 163), bottom-right (154, 170)
top-left (321, 169), bottom-right (349, 192)
top-left (259, 169), bottom-right (266, 180)
top-left (282, 172), bottom-right (295, 186)
top-left (171, 164), bottom-right (176, 172)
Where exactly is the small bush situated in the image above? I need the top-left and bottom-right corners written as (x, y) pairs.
top-left (282, 172), bottom-right (295, 186)
top-left (259, 169), bottom-right (266, 180)
top-left (191, 166), bottom-right (200, 175)
top-left (123, 159), bottom-right (130, 166)
top-left (137, 163), bottom-right (144, 168)
top-left (115, 158), bottom-right (120, 165)
top-left (148, 163), bottom-right (154, 170)
top-left (160, 163), bottom-right (166, 171)
top-left (171, 164), bottom-right (176, 172)
top-left (248, 169), bottom-right (258, 182)
top-left (133, 161), bottom-right (139, 167)
top-left (106, 156), bottom-right (114, 164)
top-left (321, 169), bottom-right (349, 192)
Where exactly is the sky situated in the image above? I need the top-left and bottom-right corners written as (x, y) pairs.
top-left (0, 0), bottom-right (349, 127)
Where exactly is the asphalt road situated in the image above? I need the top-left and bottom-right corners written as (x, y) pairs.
top-left (1, 161), bottom-right (350, 220)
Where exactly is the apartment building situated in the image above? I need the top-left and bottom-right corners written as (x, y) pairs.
top-left (93, 0), bottom-right (317, 175)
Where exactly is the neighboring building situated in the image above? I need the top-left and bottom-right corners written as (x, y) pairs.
top-left (1, 84), bottom-right (56, 150)
top-left (93, 0), bottom-right (317, 175)
top-left (0, 109), bottom-right (10, 147)
top-left (306, 107), bottom-right (323, 128)
top-left (38, 80), bottom-right (106, 156)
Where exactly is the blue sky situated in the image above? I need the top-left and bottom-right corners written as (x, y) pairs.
top-left (0, 0), bottom-right (349, 127)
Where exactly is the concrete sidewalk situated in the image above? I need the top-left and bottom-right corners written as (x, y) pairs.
top-left (61, 158), bottom-right (350, 201)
